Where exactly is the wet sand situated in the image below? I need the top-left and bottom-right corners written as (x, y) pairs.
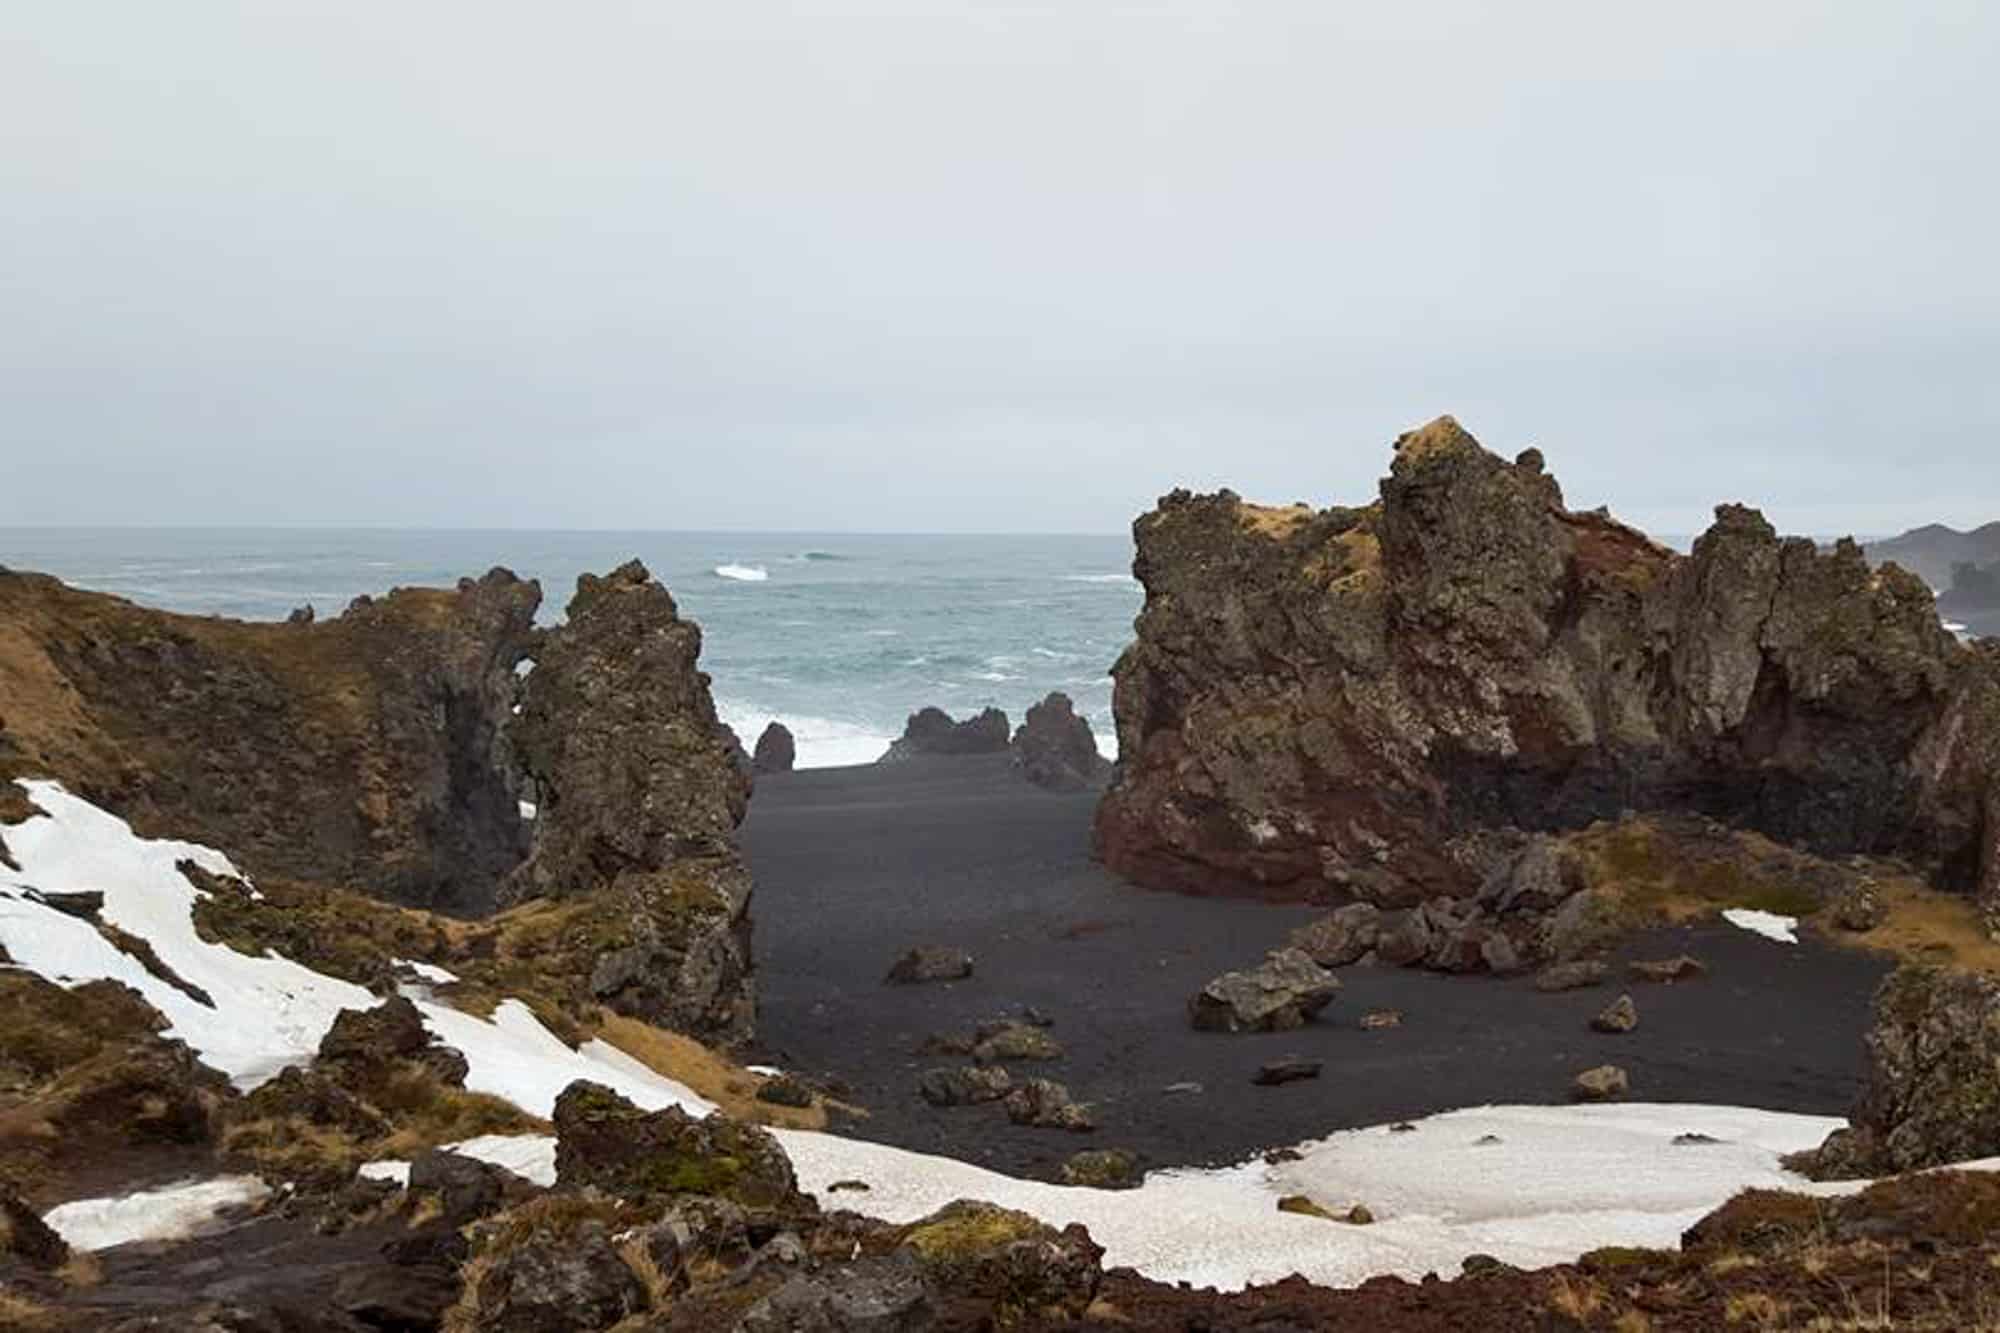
top-left (743, 754), bottom-right (1889, 1180)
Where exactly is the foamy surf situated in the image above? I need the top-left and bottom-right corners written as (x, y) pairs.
top-left (714, 563), bottom-right (769, 582)
top-left (716, 701), bottom-right (894, 768)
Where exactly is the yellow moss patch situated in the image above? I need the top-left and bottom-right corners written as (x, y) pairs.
top-left (1570, 817), bottom-right (1832, 926)
top-left (0, 1286), bottom-right (57, 1331)
top-left (1237, 502), bottom-right (1316, 538)
top-left (902, 1204), bottom-right (1046, 1261)
top-left (1817, 877), bottom-right (2000, 973)
top-left (591, 1014), bottom-right (850, 1130)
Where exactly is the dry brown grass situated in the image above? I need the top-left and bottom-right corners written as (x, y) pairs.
top-left (1237, 502), bottom-right (1315, 537)
top-left (1816, 877), bottom-right (2000, 973)
top-left (1548, 1271), bottom-right (1606, 1320)
top-left (592, 1014), bottom-right (851, 1130)
top-left (0, 1286), bottom-right (57, 1331)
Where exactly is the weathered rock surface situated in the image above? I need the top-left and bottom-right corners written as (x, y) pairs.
top-left (551, 1079), bottom-right (798, 1207)
top-left (0, 566), bottom-right (538, 913)
top-left (1010, 691), bottom-right (1113, 791)
top-left (1003, 1078), bottom-right (1094, 1131)
top-left (1798, 965), bottom-right (2000, 1179)
top-left (1059, 1148), bottom-right (1141, 1189)
top-left (1285, 903), bottom-right (1381, 967)
top-left (885, 945), bottom-right (973, 985)
top-left (917, 1065), bottom-right (1012, 1108)
top-left (752, 721), bottom-right (796, 775)
top-left (1590, 994), bottom-right (1638, 1034)
top-left (1188, 949), bottom-right (1339, 1032)
top-left (879, 705), bottom-right (1010, 762)
top-left (1095, 416), bottom-right (2000, 923)
top-left (1532, 960), bottom-right (1608, 992)
top-left (503, 560), bottom-right (756, 1044)
top-left (1572, 1065), bottom-right (1629, 1101)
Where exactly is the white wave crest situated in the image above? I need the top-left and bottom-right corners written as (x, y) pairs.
top-left (714, 700), bottom-right (894, 769)
top-left (1064, 573), bottom-right (1140, 586)
top-left (714, 563), bottom-right (769, 582)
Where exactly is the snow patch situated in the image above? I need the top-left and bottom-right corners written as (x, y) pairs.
top-left (43, 1176), bottom-right (270, 1252)
top-left (1722, 908), bottom-right (1798, 944)
top-left (360, 1160), bottom-right (411, 1186)
top-left (395, 958), bottom-right (458, 984)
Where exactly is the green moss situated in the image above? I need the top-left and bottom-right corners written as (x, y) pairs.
top-left (1275, 1195), bottom-right (1338, 1221)
top-left (902, 1203), bottom-right (1048, 1261)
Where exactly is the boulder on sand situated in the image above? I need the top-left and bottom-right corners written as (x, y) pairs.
top-left (1572, 1065), bottom-right (1629, 1101)
top-left (1796, 965), bottom-right (2000, 1178)
top-left (880, 706), bottom-right (1011, 762)
top-left (1189, 949), bottom-right (1340, 1033)
top-left (1533, 960), bottom-right (1609, 992)
top-left (1286, 903), bottom-right (1382, 967)
top-left (752, 722), bottom-right (796, 775)
top-left (886, 946), bottom-right (975, 985)
top-left (1010, 692), bottom-right (1112, 791)
top-left (1590, 994), bottom-right (1638, 1034)
top-left (1004, 1078), bottom-right (1094, 1131)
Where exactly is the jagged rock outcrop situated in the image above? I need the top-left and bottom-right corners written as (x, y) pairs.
top-left (1188, 949), bottom-right (1339, 1032)
top-left (1011, 691), bottom-right (1113, 791)
top-left (1797, 965), bottom-right (2000, 1179)
top-left (1097, 416), bottom-right (2000, 920)
top-left (504, 560), bottom-right (757, 1044)
top-left (0, 567), bottom-right (538, 913)
top-left (879, 705), bottom-right (1010, 761)
top-left (752, 721), bottom-right (796, 775)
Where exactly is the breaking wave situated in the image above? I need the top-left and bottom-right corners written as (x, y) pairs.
top-left (714, 564), bottom-right (769, 582)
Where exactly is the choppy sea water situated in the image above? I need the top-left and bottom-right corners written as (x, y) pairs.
top-left (0, 529), bottom-right (1140, 767)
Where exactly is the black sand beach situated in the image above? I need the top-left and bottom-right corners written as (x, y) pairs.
top-left (745, 754), bottom-right (1893, 1180)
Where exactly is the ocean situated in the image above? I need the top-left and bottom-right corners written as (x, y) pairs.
top-left (0, 528), bottom-right (1141, 767)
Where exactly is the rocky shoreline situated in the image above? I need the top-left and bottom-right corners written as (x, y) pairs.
top-left (4, 417), bottom-right (2000, 1329)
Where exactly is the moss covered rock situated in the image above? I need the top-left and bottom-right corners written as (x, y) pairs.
top-left (551, 1080), bottom-right (799, 1209)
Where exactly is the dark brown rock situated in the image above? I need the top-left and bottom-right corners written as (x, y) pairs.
top-left (551, 1079), bottom-right (799, 1208)
top-left (752, 721), bottom-right (796, 775)
top-left (1572, 1064), bottom-right (1629, 1101)
top-left (1285, 903), bottom-right (1382, 967)
top-left (880, 706), bottom-right (1010, 762)
top-left (0, 566), bottom-right (539, 913)
top-left (503, 560), bottom-right (755, 1044)
top-left (1629, 955), bottom-right (1707, 983)
top-left (1591, 994), bottom-right (1639, 1033)
top-left (1010, 692), bottom-right (1112, 791)
top-left (885, 946), bottom-right (973, 984)
top-left (1829, 881), bottom-right (1889, 931)
top-left (1003, 1078), bottom-right (1093, 1131)
top-left (1252, 1058), bottom-right (1323, 1086)
top-left (1189, 949), bottom-right (1339, 1032)
top-left (1533, 960), bottom-right (1609, 992)
top-left (1, 1186), bottom-right (69, 1269)
top-left (1094, 416), bottom-right (2000, 927)
top-left (1798, 966), bottom-right (2000, 1179)
top-left (917, 1065), bottom-right (1012, 1107)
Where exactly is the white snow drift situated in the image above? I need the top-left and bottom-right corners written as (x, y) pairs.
top-left (0, 778), bottom-right (1942, 1287)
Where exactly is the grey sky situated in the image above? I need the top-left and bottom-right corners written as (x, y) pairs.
top-left (4, 2), bottom-right (1995, 535)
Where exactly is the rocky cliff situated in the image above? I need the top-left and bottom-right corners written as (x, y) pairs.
top-left (0, 567), bottom-right (537, 914)
top-left (503, 561), bottom-right (757, 1042)
top-left (0, 559), bottom-right (759, 1044)
top-left (1096, 417), bottom-right (2000, 920)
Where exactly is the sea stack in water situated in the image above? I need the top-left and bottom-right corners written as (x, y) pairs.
top-left (1096, 415), bottom-right (2000, 923)
top-left (753, 721), bottom-right (797, 774)
top-left (880, 705), bottom-right (1011, 762)
top-left (1011, 691), bottom-right (1113, 791)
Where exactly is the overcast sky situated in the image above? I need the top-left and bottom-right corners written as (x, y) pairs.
top-left (3, 2), bottom-right (1995, 535)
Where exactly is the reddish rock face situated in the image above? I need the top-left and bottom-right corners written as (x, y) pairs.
top-left (1096, 416), bottom-right (2000, 917)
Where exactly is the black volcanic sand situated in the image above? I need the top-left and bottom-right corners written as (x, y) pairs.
top-left (744, 754), bottom-right (1891, 1181)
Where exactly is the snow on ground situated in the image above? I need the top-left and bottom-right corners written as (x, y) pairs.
top-left (395, 958), bottom-right (458, 984)
top-left (772, 1102), bottom-right (1847, 1291)
top-left (43, 1177), bottom-right (269, 1252)
top-left (0, 781), bottom-right (709, 1117)
top-left (1722, 908), bottom-right (1799, 944)
top-left (0, 780), bottom-right (1967, 1289)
